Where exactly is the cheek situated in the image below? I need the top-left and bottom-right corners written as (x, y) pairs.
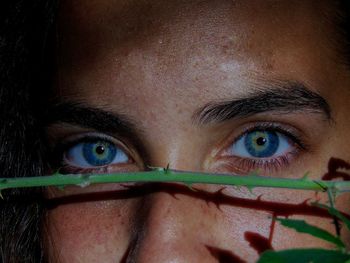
top-left (44, 186), bottom-right (350, 262)
top-left (220, 188), bottom-right (350, 254)
top-left (45, 200), bottom-right (138, 262)
top-left (334, 194), bottom-right (350, 247)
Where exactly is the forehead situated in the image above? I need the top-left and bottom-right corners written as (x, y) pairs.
top-left (56, 0), bottom-right (344, 117)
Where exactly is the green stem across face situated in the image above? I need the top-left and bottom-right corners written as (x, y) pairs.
top-left (0, 168), bottom-right (349, 194)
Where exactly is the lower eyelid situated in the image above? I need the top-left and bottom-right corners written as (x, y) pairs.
top-left (58, 161), bottom-right (137, 175)
top-left (217, 147), bottom-right (300, 175)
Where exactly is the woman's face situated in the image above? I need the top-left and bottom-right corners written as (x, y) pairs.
top-left (46, 0), bottom-right (350, 262)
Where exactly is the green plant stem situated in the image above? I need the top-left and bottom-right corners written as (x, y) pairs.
top-left (1, 169), bottom-right (350, 193)
top-left (327, 188), bottom-right (342, 236)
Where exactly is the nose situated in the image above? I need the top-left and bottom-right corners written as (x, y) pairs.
top-left (122, 136), bottom-right (228, 262)
top-left (125, 191), bottom-right (220, 263)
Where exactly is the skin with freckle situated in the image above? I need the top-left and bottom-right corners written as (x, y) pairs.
top-left (45, 0), bottom-right (350, 262)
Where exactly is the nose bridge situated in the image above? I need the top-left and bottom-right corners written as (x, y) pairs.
top-left (145, 129), bottom-right (207, 171)
top-left (127, 192), bottom-right (215, 263)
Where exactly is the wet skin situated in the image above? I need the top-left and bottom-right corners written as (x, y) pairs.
top-left (45, 0), bottom-right (350, 262)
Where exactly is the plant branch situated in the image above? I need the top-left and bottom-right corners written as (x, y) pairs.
top-left (1, 169), bottom-right (350, 194)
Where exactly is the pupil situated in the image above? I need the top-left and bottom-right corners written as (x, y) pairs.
top-left (256, 137), bottom-right (266, 146)
top-left (95, 145), bottom-right (105, 155)
top-left (244, 131), bottom-right (279, 158)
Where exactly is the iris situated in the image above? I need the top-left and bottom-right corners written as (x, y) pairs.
top-left (64, 137), bottom-right (129, 169)
top-left (244, 131), bottom-right (279, 158)
top-left (82, 141), bottom-right (117, 166)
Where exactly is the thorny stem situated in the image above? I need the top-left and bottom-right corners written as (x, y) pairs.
top-left (327, 188), bottom-right (341, 236)
top-left (0, 169), bottom-right (350, 194)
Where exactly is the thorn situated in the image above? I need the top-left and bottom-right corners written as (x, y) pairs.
top-left (310, 200), bottom-right (320, 206)
top-left (169, 192), bottom-right (180, 200)
top-left (185, 182), bottom-right (198, 192)
top-left (301, 172), bottom-right (310, 180)
top-left (248, 170), bottom-right (259, 177)
top-left (146, 165), bottom-right (164, 172)
top-left (215, 203), bottom-right (223, 212)
top-left (300, 198), bottom-right (311, 205)
top-left (236, 186), bottom-right (243, 193)
top-left (216, 187), bottom-right (226, 194)
top-left (212, 188), bottom-right (226, 211)
top-left (81, 174), bottom-right (90, 180)
top-left (55, 185), bottom-right (63, 191)
top-left (52, 168), bottom-right (63, 176)
top-left (246, 185), bottom-right (255, 194)
top-left (256, 194), bottom-right (263, 201)
top-left (313, 181), bottom-right (328, 192)
top-left (165, 163), bottom-right (170, 174)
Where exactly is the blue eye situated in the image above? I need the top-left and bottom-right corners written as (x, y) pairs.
top-left (231, 130), bottom-right (291, 158)
top-left (64, 140), bottom-right (129, 168)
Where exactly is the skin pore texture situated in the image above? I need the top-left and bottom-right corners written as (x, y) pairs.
top-left (45, 0), bottom-right (350, 262)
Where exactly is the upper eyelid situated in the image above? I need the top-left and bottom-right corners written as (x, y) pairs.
top-left (240, 122), bottom-right (304, 141)
top-left (57, 132), bottom-right (127, 148)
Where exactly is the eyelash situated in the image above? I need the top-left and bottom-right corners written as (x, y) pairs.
top-left (51, 122), bottom-right (307, 175)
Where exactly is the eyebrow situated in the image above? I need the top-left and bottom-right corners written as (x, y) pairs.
top-left (44, 102), bottom-right (145, 153)
top-left (193, 82), bottom-right (332, 125)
